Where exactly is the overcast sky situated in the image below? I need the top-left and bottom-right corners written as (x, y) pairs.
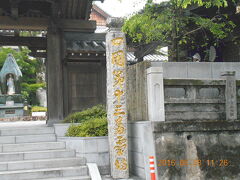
top-left (95, 0), bottom-right (164, 17)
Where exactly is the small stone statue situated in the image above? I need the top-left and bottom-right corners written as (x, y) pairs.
top-left (7, 74), bottom-right (15, 95)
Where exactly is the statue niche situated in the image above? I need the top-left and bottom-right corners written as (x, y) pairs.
top-left (0, 54), bottom-right (22, 95)
top-left (0, 54), bottom-right (24, 118)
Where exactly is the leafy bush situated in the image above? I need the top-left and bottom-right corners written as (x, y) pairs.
top-left (65, 117), bottom-right (108, 137)
top-left (21, 83), bottom-right (46, 105)
top-left (32, 106), bottom-right (47, 112)
top-left (63, 105), bottom-right (107, 123)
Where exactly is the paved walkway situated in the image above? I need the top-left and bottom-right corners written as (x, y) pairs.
top-left (0, 120), bottom-right (47, 128)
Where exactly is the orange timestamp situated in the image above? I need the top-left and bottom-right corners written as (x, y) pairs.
top-left (157, 159), bottom-right (230, 167)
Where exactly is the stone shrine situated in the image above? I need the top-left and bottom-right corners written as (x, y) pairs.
top-left (0, 54), bottom-right (24, 118)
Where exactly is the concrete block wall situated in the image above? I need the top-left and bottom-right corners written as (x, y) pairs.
top-left (58, 136), bottom-right (110, 175)
top-left (128, 121), bottom-right (157, 180)
top-left (54, 124), bottom-right (110, 175)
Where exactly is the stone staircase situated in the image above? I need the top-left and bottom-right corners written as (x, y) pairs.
top-left (0, 125), bottom-right (91, 180)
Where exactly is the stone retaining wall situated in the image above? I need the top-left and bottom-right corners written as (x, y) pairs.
top-left (54, 124), bottom-right (110, 175)
top-left (152, 121), bottom-right (240, 180)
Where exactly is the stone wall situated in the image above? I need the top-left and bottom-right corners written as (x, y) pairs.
top-left (127, 62), bottom-right (240, 122)
top-left (152, 121), bottom-right (240, 180)
top-left (126, 62), bottom-right (240, 179)
top-left (151, 62), bottom-right (240, 80)
top-left (58, 136), bottom-right (110, 175)
top-left (164, 79), bottom-right (226, 121)
top-left (127, 62), bottom-right (150, 122)
top-left (128, 121), bottom-right (156, 179)
top-left (54, 124), bottom-right (110, 175)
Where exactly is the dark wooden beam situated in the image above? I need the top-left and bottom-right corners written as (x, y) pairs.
top-left (0, 35), bottom-right (47, 49)
top-left (59, 19), bottom-right (96, 32)
top-left (85, 0), bottom-right (92, 20)
top-left (29, 51), bottom-right (47, 58)
top-left (17, 0), bottom-right (55, 3)
top-left (0, 16), bottom-right (48, 30)
top-left (0, 16), bottom-right (96, 31)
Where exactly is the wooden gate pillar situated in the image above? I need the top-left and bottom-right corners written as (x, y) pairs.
top-left (46, 26), bottom-right (64, 126)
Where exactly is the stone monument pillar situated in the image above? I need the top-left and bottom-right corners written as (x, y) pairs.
top-left (106, 17), bottom-right (129, 179)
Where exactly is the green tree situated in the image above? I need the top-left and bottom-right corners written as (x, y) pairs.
top-left (0, 47), bottom-right (45, 104)
top-left (123, 0), bottom-right (237, 61)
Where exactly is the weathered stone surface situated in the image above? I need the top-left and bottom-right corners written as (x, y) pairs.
top-left (152, 121), bottom-right (240, 133)
top-left (106, 18), bottom-right (129, 178)
top-left (36, 88), bottom-right (47, 108)
top-left (106, 17), bottom-right (124, 30)
top-left (222, 71), bottom-right (237, 121)
top-left (153, 122), bottom-right (240, 180)
top-left (127, 62), bottom-right (150, 122)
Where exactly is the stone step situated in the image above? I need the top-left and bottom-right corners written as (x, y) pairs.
top-left (0, 142), bottom-right (65, 153)
top-left (0, 149), bottom-right (76, 162)
top-left (0, 157), bottom-right (86, 171)
top-left (0, 127), bottom-right (54, 136)
top-left (35, 176), bottom-right (91, 180)
top-left (0, 166), bottom-right (88, 180)
top-left (0, 134), bottom-right (56, 144)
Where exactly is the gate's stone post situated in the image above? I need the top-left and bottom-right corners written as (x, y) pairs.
top-left (106, 17), bottom-right (129, 179)
top-left (221, 71), bottom-right (237, 121)
top-left (147, 67), bottom-right (165, 121)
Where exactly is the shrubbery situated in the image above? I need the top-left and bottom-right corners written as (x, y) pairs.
top-left (65, 117), bottom-right (108, 137)
top-left (64, 105), bottom-right (108, 137)
top-left (63, 104), bottom-right (107, 123)
top-left (21, 83), bottom-right (46, 105)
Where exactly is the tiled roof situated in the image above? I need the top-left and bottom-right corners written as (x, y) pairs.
top-left (66, 40), bottom-right (106, 53)
top-left (65, 33), bottom-right (168, 62)
top-left (127, 52), bottom-right (168, 62)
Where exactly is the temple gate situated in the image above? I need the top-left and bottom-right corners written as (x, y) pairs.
top-left (0, 0), bottom-right (106, 125)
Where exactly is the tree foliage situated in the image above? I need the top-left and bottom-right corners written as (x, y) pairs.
top-left (123, 0), bottom-right (237, 61)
